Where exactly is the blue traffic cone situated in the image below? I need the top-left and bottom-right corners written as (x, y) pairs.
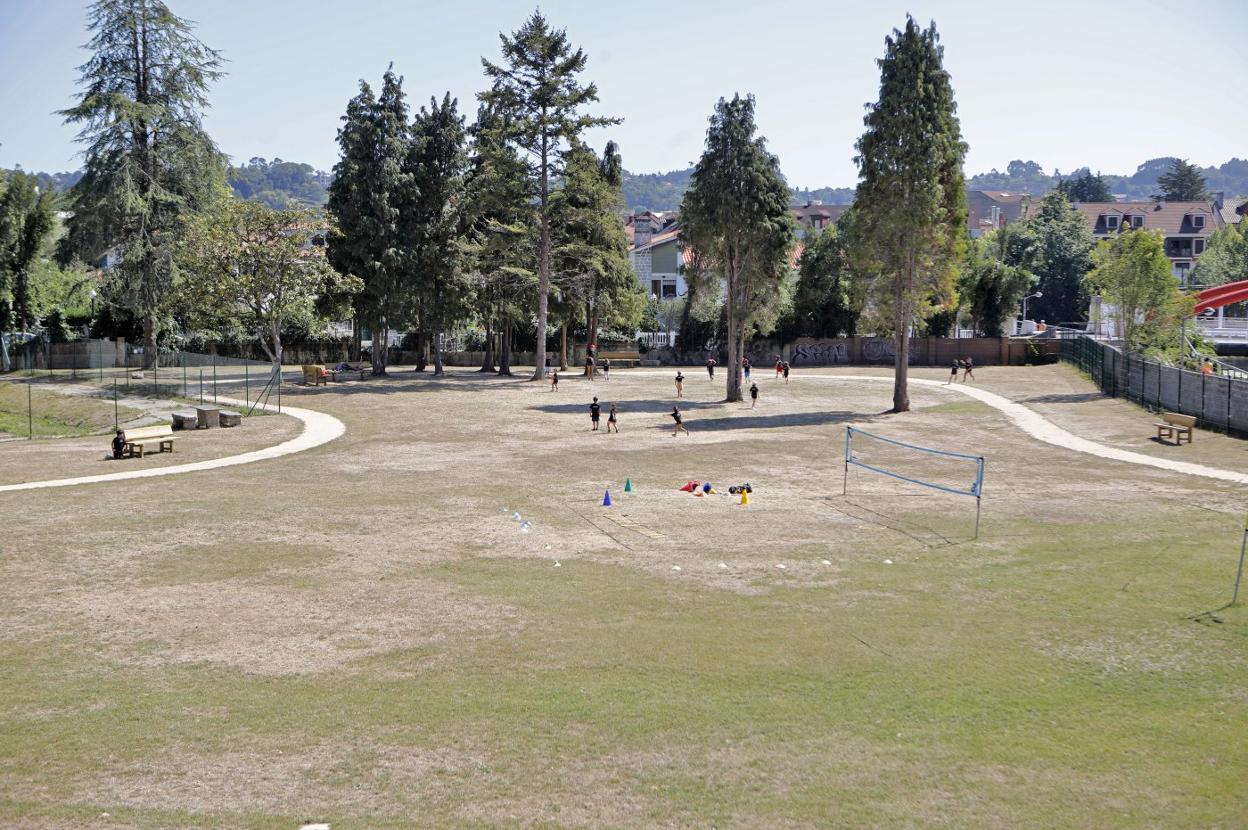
top-left (603, 489), bottom-right (612, 507)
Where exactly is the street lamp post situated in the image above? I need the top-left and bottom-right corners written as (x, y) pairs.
top-left (1022, 290), bottom-right (1043, 330)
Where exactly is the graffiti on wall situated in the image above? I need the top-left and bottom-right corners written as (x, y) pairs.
top-left (790, 340), bottom-right (850, 365)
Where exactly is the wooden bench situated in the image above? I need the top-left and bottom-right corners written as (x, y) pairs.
top-left (596, 351), bottom-right (642, 369)
top-left (302, 364), bottom-right (328, 386)
top-left (1155, 412), bottom-right (1196, 445)
top-left (122, 424), bottom-right (176, 458)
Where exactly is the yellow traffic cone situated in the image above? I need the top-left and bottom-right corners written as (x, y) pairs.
top-left (740, 489), bottom-right (749, 506)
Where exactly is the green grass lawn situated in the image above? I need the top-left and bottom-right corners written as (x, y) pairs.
top-left (1, 366), bottom-right (1245, 828)
top-left (0, 381), bottom-right (142, 438)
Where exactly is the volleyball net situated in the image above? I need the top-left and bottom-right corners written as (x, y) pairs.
top-left (842, 426), bottom-right (986, 536)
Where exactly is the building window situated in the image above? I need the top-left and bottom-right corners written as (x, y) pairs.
top-left (1191, 214), bottom-right (1205, 229)
top-left (1129, 215), bottom-right (1144, 229)
top-left (1104, 215), bottom-right (1119, 230)
top-left (1194, 239), bottom-right (1205, 255)
top-left (651, 280), bottom-right (661, 298)
top-left (662, 281), bottom-right (677, 298)
top-left (1174, 262), bottom-right (1191, 283)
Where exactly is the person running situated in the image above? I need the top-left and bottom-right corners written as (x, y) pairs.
top-left (675, 371), bottom-right (684, 397)
top-left (601, 357), bottom-right (610, 381)
top-left (962, 356), bottom-right (975, 382)
top-left (607, 402), bottom-right (618, 433)
top-left (671, 405), bottom-right (689, 436)
top-left (590, 396), bottom-right (601, 431)
top-left (782, 361), bottom-right (791, 383)
top-left (111, 429), bottom-right (127, 460)
top-left (706, 356), bottom-right (716, 380)
top-left (742, 357), bottom-right (752, 382)
top-left (946, 359), bottom-right (960, 385)
top-left (775, 358), bottom-right (784, 379)
top-left (550, 369), bottom-right (559, 391)
top-left (749, 382), bottom-right (759, 408)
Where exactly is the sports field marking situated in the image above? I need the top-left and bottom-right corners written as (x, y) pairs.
top-left (0, 397), bottom-right (345, 493)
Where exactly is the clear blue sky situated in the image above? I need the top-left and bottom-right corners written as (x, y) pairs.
top-left (2, 0), bottom-right (1245, 187)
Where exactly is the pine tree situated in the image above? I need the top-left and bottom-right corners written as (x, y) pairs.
top-left (1156, 158), bottom-right (1209, 201)
top-left (326, 67), bottom-right (413, 375)
top-left (682, 94), bottom-right (796, 402)
top-left (406, 93), bottom-right (471, 377)
top-left (1025, 191), bottom-right (1095, 325)
top-left (0, 171), bottom-right (56, 331)
top-left (59, 0), bottom-right (226, 366)
top-left (551, 139), bottom-right (641, 365)
top-left (479, 11), bottom-right (619, 380)
top-left (463, 106), bottom-right (536, 376)
top-left (852, 16), bottom-right (967, 412)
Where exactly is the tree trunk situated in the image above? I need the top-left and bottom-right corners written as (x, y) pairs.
top-left (560, 324), bottom-right (568, 371)
top-left (530, 133), bottom-right (551, 381)
top-left (434, 330), bottom-right (445, 377)
top-left (479, 320), bottom-right (495, 372)
top-left (142, 313), bottom-right (158, 370)
top-left (586, 302), bottom-right (599, 377)
top-left (498, 323), bottom-right (513, 376)
top-left (351, 316), bottom-right (361, 362)
top-left (371, 315), bottom-right (388, 376)
top-left (892, 277), bottom-right (910, 412)
top-left (724, 269), bottom-right (743, 402)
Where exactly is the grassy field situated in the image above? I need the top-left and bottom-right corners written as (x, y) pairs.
top-left (0, 380), bottom-right (142, 439)
top-left (1, 364), bottom-right (1245, 828)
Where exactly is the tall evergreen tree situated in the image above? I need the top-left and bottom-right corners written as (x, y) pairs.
top-left (551, 139), bottom-right (641, 362)
top-left (1024, 191), bottom-right (1095, 325)
top-left (407, 93), bottom-right (471, 377)
top-left (852, 16), bottom-right (967, 412)
top-left (59, 0), bottom-right (226, 366)
top-left (1156, 158), bottom-right (1209, 202)
top-left (682, 94), bottom-right (796, 402)
top-left (326, 68), bottom-right (413, 375)
top-left (463, 106), bottom-right (536, 376)
top-left (0, 171), bottom-right (56, 331)
top-left (479, 11), bottom-right (619, 380)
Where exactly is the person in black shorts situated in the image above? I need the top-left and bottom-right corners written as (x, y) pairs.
top-left (601, 357), bottom-right (610, 381)
top-left (550, 369), bottom-right (559, 391)
top-left (607, 402), bottom-right (618, 433)
top-left (590, 396), bottom-right (601, 431)
top-left (671, 405), bottom-right (689, 436)
top-left (962, 356), bottom-right (975, 382)
top-left (750, 382), bottom-right (759, 408)
top-left (742, 357), bottom-right (752, 382)
top-left (946, 359), bottom-right (960, 384)
top-left (585, 354), bottom-right (595, 380)
top-left (706, 357), bottom-right (716, 380)
top-left (111, 429), bottom-right (126, 459)
top-left (782, 361), bottom-right (790, 383)
top-left (675, 371), bottom-right (684, 397)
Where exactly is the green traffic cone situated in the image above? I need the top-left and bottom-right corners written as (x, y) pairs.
top-left (624, 478), bottom-right (633, 493)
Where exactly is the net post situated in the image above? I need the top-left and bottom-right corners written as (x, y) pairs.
top-left (842, 427), bottom-right (852, 496)
top-left (1233, 516), bottom-right (1248, 606)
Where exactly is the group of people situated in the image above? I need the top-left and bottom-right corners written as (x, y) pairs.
top-left (946, 357), bottom-right (976, 384)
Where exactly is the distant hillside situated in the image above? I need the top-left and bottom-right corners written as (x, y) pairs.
top-left (967, 157), bottom-right (1248, 200)
top-left (622, 167), bottom-right (855, 212)
top-left (227, 157), bottom-right (330, 208)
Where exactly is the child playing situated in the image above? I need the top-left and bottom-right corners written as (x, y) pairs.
top-left (742, 357), bottom-right (752, 382)
top-left (675, 371), bottom-right (684, 397)
top-left (946, 360), bottom-right (959, 385)
top-left (775, 358), bottom-right (783, 378)
top-left (111, 429), bottom-right (126, 460)
top-left (601, 357), bottom-right (610, 381)
top-left (706, 357), bottom-right (716, 380)
top-left (550, 369), bottom-right (559, 391)
top-left (750, 382), bottom-right (759, 408)
top-left (782, 361), bottom-right (790, 383)
top-left (590, 396), bottom-right (601, 431)
top-left (962, 357), bottom-right (975, 382)
top-left (607, 402), bottom-right (618, 433)
top-left (671, 405), bottom-right (689, 436)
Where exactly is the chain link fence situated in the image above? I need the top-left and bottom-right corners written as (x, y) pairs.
top-left (1061, 336), bottom-right (1248, 435)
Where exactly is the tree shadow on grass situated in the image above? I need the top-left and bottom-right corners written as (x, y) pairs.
top-left (656, 409), bottom-right (864, 432)
top-left (1018, 392), bottom-right (1107, 405)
